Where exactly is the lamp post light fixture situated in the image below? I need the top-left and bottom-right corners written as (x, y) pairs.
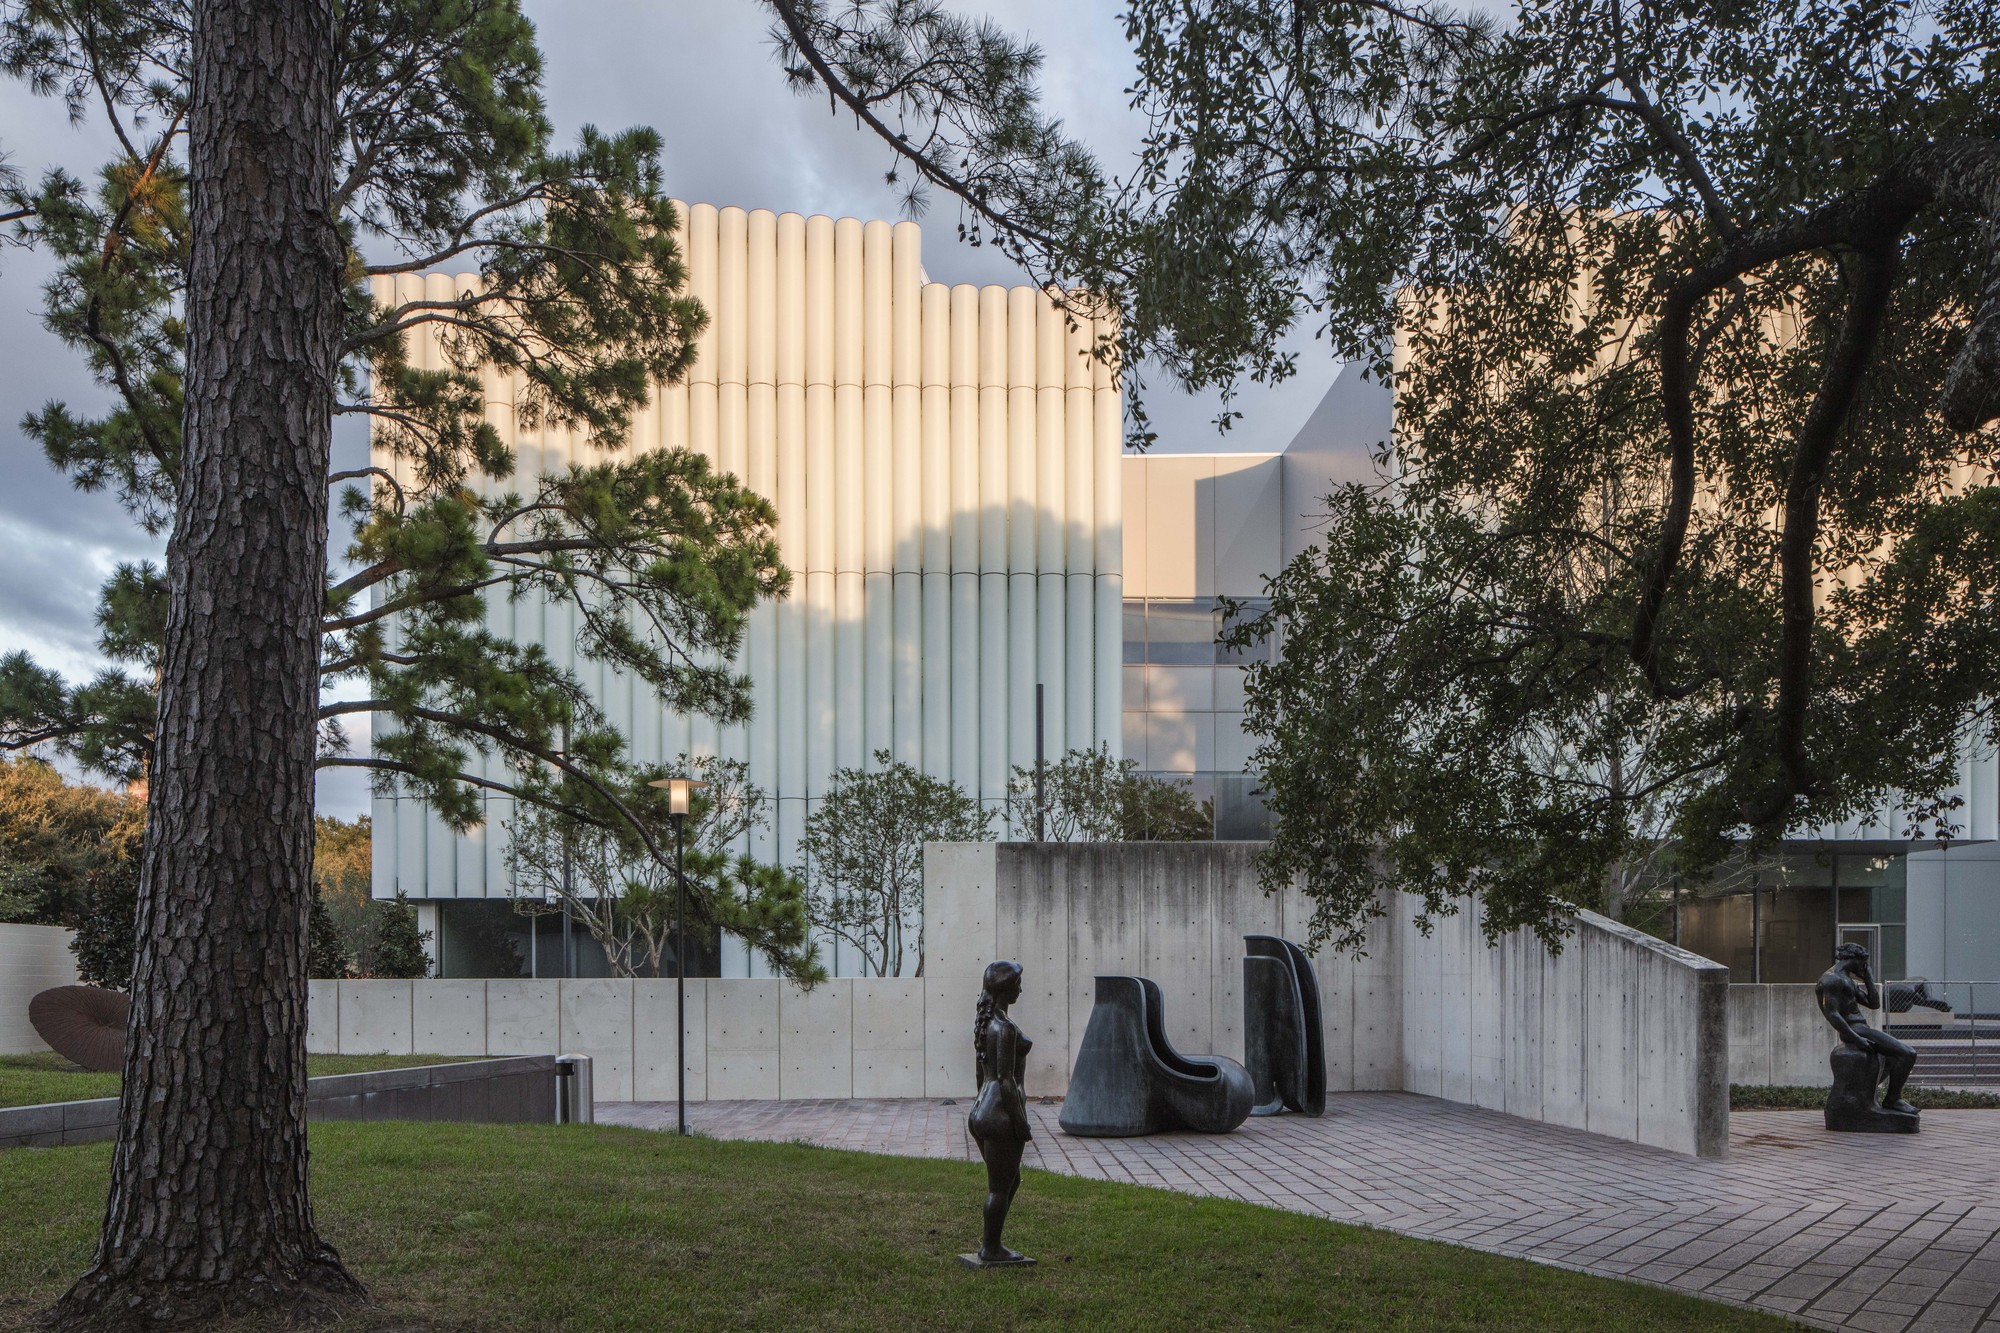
top-left (647, 776), bottom-right (704, 1136)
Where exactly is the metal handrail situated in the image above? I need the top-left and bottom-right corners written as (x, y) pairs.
top-left (1879, 980), bottom-right (1998, 1088)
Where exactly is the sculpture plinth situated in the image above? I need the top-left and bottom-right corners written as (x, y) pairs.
top-left (1825, 1047), bottom-right (1919, 1134)
top-left (956, 1252), bottom-right (1037, 1269)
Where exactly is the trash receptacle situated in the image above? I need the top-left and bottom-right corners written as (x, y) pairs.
top-left (554, 1054), bottom-right (594, 1124)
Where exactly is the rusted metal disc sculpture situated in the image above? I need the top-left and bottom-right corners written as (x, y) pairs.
top-left (29, 985), bottom-right (130, 1073)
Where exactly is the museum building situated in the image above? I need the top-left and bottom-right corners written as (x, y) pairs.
top-left (367, 200), bottom-right (2000, 995)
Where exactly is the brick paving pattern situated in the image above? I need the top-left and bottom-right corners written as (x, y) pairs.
top-left (601, 1094), bottom-right (2000, 1331)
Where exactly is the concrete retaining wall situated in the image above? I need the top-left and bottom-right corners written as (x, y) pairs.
top-left (0, 924), bottom-right (80, 1055)
top-left (308, 979), bottom-right (929, 1103)
top-left (923, 844), bottom-right (1728, 1157)
top-left (318, 843), bottom-right (1731, 1156)
top-left (0, 1055), bottom-right (557, 1150)
top-left (1728, 984), bottom-right (1833, 1087)
top-left (1394, 901), bottom-right (1729, 1158)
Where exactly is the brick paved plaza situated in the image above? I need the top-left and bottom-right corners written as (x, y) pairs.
top-left (601, 1095), bottom-right (2000, 1332)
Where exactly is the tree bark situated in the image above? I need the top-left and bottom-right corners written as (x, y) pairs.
top-left (50, 0), bottom-right (362, 1327)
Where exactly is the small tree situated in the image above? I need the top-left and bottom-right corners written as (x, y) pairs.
top-left (1122, 772), bottom-right (1216, 843)
top-left (370, 894), bottom-right (432, 980)
top-left (306, 888), bottom-right (352, 980)
top-left (505, 754), bottom-right (819, 980)
top-left (799, 751), bottom-right (992, 977)
top-left (1008, 745), bottom-right (1213, 843)
top-left (68, 862), bottom-right (139, 991)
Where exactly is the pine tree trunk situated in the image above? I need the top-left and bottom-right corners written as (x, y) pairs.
top-left (50, 0), bottom-right (362, 1326)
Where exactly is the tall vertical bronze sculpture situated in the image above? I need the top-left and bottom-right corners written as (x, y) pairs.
top-left (963, 960), bottom-right (1036, 1267)
top-left (1243, 935), bottom-right (1327, 1118)
top-left (1816, 942), bottom-right (1921, 1134)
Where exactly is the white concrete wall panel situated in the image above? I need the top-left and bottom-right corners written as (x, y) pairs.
top-left (1581, 926), bottom-right (1638, 1143)
top-left (1538, 930), bottom-right (1588, 1132)
top-left (0, 925), bottom-right (81, 1055)
top-left (1501, 928), bottom-right (1544, 1119)
top-left (1142, 845), bottom-right (1212, 1058)
top-left (853, 977), bottom-right (927, 1098)
top-left (1464, 902), bottom-right (1507, 1111)
top-left (1399, 910), bottom-right (1442, 1097)
top-left (708, 978), bottom-right (782, 1099)
top-left (484, 980), bottom-right (560, 1056)
top-left (560, 978), bottom-right (636, 1102)
top-left (635, 978), bottom-right (707, 1102)
top-left (1214, 848), bottom-right (1286, 1069)
top-left (1728, 983), bottom-right (1832, 1087)
top-left (1347, 907), bottom-right (1404, 1091)
top-left (923, 842), bottom-right (999, 1096)
top-left (337, 979), bottom-right (414, 1056)
top-left (307, 979), bottom-right (339, 1055)
top-left (412, 981), bottom-right (486, 1057)
top-left (999, 844), bottom-right (1074, 1093)
top-left (1635, 954), bottom-right (1694, 1154)
top-left (780, 980), bottom-right (853, 1099)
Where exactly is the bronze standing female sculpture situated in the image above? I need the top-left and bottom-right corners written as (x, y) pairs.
top-left (965, 959), bottom-right (1034, 1267)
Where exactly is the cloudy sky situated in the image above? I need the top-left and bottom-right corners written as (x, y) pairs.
top-left (0, 1), bottom-right (1341, 816)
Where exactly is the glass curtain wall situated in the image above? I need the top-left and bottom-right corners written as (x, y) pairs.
top-left (1675, 847), bottom-right (1909, 982)
top-left (1122, 597), bottom-right (1274, 838)
top-left (433, 899), bottom-right (722, 980)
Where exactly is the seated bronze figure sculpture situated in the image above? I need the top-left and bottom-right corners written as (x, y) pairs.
top-left (1816, 942), bottom-right (1920, 1134)
top-left (962, 959), bottom-right (1035, 1267)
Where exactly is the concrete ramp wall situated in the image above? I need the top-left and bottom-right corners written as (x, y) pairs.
top-left (0, 924), bottom-right (80, 1055)
top-left (1397, 898), bottom-right (1729, 1156)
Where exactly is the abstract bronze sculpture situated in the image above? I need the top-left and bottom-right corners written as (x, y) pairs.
top-left (29, 985), bottom-right (130, 1072)
top-left (963, 959), bottom-right (1036, 1268)
top-left (1816, 942), bottom-right (1920, 1134)
top-left (1059, 975), bottom-right (1254, 1136)
top-left (1243, 935), bottom-right (1327, 1117)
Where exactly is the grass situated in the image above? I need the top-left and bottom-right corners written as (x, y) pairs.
top-left (1731, 1082), bottom-right (2000, 1111)
top-left (0, 1121), bottom-right (1800, 1333)
top-left (0, 1053), bottom-right (482, 1110)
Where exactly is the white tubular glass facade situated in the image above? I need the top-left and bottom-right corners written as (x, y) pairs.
top-left (367, 203), bottom-right (1124, 976)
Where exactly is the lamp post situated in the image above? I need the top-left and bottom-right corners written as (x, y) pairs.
top-left (648, 776), bottom-right (702, 1136)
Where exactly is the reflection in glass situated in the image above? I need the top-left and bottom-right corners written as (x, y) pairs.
top-left (1123, 602), bottom-right (1149, 664)
top-left (1146, 599), bottom-right (1220, 664)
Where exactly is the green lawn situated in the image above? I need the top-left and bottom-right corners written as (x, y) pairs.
top-left (0, 1122), bottom-right (1798, 1332)
top-left (0, 1053), bottom-right (481, 1110)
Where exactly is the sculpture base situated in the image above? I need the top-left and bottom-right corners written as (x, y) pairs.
top-left (1824, 1046), bottom-right (1920, 1134)
top-left (957, 1253), bottom-right (1037, 1269)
